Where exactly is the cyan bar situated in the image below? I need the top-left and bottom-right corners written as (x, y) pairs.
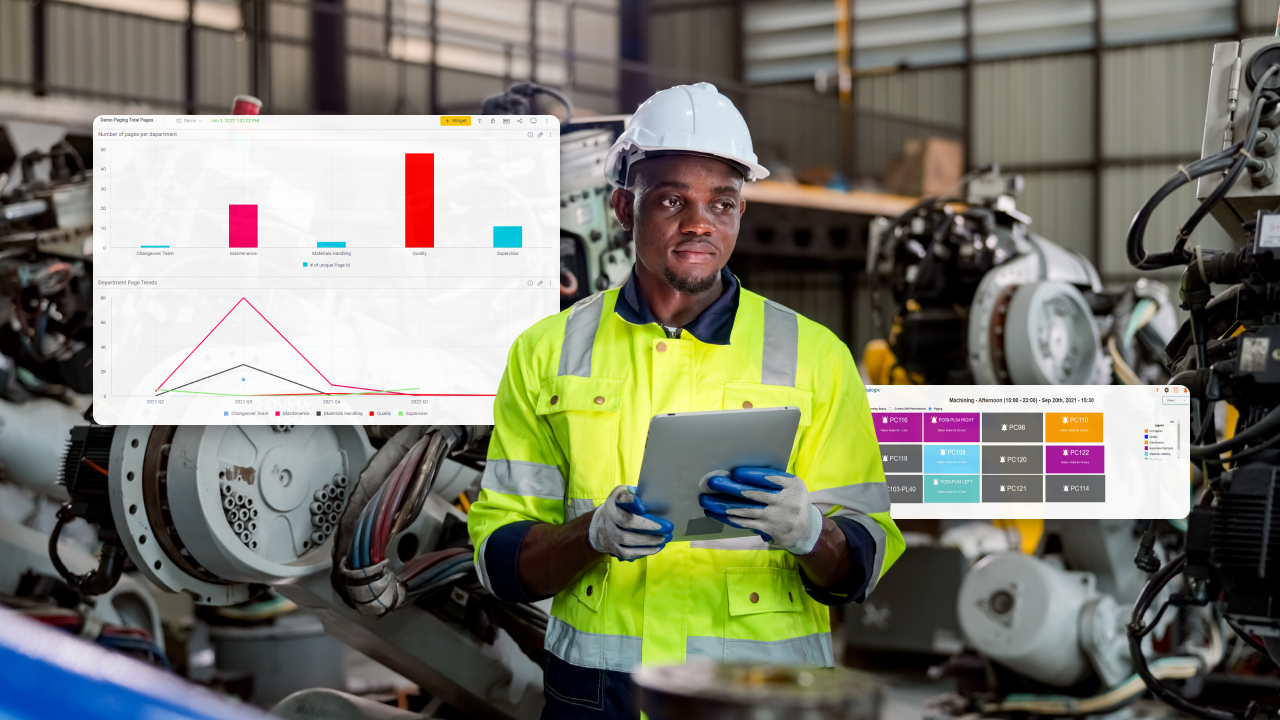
top-left (493, 226), bottom-right (522, 248)
top-left (317, 242), bottom-right (346, 248)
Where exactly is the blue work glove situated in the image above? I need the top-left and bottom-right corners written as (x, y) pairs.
top-left (698, 468), bottom-right (823, 556)
top-left (588, 485), bottom-right (674, 562)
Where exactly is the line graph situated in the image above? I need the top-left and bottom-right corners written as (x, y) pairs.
top-left (151, 297), bottom-right (500, 398)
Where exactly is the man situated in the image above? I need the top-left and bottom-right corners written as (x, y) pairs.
top-left (468, 83), bottom-right (902, 718)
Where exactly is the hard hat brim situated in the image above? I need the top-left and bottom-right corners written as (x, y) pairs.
top-left (607, 144), bottom-right (770, 188)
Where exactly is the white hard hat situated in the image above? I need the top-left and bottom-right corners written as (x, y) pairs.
top-left (604, 82), bottom-right (769, 188)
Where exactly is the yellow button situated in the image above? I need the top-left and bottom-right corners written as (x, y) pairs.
top-left (440, 116), bottom-right (471, 126)
top-left (550, 395), bottom-right (559, 405)
top-left (594, 396), bottom-right (605, 405)
top-left (656, 342), bottom-right (667, 353)
top-left (742, 401), bottom-right (753, 409)
top-left (749, 592), bottom-right (760, 604)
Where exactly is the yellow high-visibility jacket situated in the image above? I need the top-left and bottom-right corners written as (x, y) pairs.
top-left (468, 275), bottom-right (902, 672)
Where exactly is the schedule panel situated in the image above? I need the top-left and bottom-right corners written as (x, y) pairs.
top-left (92, 114), bottom-right (560, 425)
top-left (868, 385), bottom-right (1190, 519)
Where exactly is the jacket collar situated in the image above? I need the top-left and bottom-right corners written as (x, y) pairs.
top-left (614, 265), bottom-right (739, 345)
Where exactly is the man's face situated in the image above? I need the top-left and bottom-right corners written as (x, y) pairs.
top-left (611, 155), bottom-right (745, 295)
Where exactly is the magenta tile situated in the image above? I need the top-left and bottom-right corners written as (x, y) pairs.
top-left (1046, 445), bottom-right (1105, 474)
top-left (924, 413), bottom-right (981, 442)
top-left (872, 412), bottom-right (922, 443)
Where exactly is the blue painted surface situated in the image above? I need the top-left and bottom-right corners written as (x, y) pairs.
top-left (922, 444), bottom-right (981, 474)
top-left (0, 608), bottom-right (263, 720)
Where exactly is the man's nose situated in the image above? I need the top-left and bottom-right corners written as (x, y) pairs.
top-left (680, 203), bottom-right (716, 236)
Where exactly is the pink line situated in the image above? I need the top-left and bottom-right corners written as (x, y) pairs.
top-left (155, 298), bottom-right (247, 389)
top-left (240, 298), bottom-right (407, 395)
top-left (157, 296), bottom-right (413, 396)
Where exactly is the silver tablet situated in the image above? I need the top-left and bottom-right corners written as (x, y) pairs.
top-left (635, 407), bottom-right (802, 542)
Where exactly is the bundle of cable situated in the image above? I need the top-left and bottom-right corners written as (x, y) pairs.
top-left (341, 430), bottom-right (463, 615)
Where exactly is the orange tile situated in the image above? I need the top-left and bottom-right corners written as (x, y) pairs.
top-left (1045, 412), bottom-right (1103, 442)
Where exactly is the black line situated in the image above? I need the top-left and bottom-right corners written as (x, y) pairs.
top-left (240, 364), bottom-right (330, 396)
top-left (156, 364), bottom-right (248, 395)
top-left (156, 363), bottom-right (331, 397)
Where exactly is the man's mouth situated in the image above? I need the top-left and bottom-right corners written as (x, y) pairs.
top-left (672, 244), bottom-right (717, 261)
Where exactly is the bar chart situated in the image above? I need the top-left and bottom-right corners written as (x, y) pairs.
top-left (97, 119), bottom-right (556, 251)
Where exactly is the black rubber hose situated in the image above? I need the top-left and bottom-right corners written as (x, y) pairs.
top-left (1190, 403), bottom-right (1280, 459)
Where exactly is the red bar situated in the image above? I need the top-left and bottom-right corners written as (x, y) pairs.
top-left (405, 153), bottom-right (435, 248)
top-left (229, 204), bottom-right (258, 248)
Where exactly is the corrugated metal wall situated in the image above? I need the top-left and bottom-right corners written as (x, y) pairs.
top-left (1102, 40), bottom-right (1216, 159)
top-left (854, 67), bottom-right (965, 178)
top-left (1, 0), bottom-right (616, 115)
top-left (972, 54), bottom-right (1094, 167)
top-left (648, 2), bottom-right (738, 80)
top-left (0, 0), bottom-right (31, 86)
top-left (1017, 170), bottom-right (1094, 258)
top-left (47, 2), bottom-right (186, 107)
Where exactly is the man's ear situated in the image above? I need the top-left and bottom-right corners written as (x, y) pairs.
top-left (611, 187), bottom-right (635, 231)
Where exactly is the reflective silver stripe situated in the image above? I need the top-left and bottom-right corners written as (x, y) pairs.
top-left (687, 633), bottom-right (834, 667)
top-left (690, 535), bottom-right (778, 551)
top-left (545, 617), bottom-right (642, 673)
top-left (841, 513), bottom-right (888, 594)
top-left (565, 498), bottom-right (595, 521)
top-left (761, 300), bottom-right (798, 387)
top-left (558, 293), bottom-right (605, 377)
top-left (481, 459), bottom-right (565, 500)
top-left (475, 534), bottom-right (495, 595)
top-left (809, 482), bottom-right (890, 515)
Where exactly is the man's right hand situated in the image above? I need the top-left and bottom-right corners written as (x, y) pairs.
top-left (588, 485), bottom-right (674, 561)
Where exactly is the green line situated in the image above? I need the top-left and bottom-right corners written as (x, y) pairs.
top-left (157, 388), bottom-right (419, 397)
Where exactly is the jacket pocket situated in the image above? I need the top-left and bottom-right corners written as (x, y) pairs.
top-left (570, 561), bottom-right (610, 612)
top-left (722, 382), bottom-right (813, 427)
top-left (725, 567), bottom-right (804, 616)
top-left (538, 376), bottom-right (623, 499)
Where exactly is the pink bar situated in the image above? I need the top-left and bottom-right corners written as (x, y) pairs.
top-left (229, 204), bottom-right (258, 248)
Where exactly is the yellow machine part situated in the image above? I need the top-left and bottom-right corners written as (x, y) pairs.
top-left (861, 339), bottom-right (922, 385)
top-left (992, 519), bottom-right (1044, 554)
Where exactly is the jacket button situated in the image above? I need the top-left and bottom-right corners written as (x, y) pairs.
top-left (550, 395), bottom-right (559, 405)
top-left (788, 592), bottom-right (794, 602)
top-left (656, 342), bottom-right (667, 353)
top-left (594, 396), bottom-right (605, 405)
top-left (749, 592), bottom-right (759, 604)
top-left (742, 401), bottom-right (753, 409)
top-left (586, 585), bottom-right (593, 596)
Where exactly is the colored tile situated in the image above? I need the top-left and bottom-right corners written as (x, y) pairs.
top-left (924, 475), bottom-right (980, 503)
top-left (1045, 412), bottom-right (1103, 442)
top-left (1046, 445), bottom-right (1105, 474)
top-left (923, 445), bottom-right (981, 474)
top-left (872, 412), bottom-right (922, 443)
top-left (924, 413), bottom-right (981, 442)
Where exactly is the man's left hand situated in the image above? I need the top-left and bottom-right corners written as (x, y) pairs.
top-left (698, 468), bottom-right (823, 556)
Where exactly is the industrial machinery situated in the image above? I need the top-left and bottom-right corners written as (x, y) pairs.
top-left (866, 169), bottom-right (1176, 386)
top-left (43, 422), bottom-right (545, 718)
top-left (1109, 33), bottom-right (1280, 720)
top-left (480, 82), bottom-right (635, 309)
top-left (0, 122), bottom-right (94, 395)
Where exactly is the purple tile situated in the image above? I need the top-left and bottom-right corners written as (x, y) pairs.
top-left (1046, 445), bottom-right (1105, 474)
top-left (923, 413), bottom-right (981, 442)
top-left (873, 413), bottom-right (922, 443)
